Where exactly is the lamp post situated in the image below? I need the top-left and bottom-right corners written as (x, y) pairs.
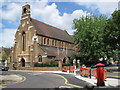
top-left (77, 59), bottom-right (80, 69)
top-left (73, 59), bottom-right (76, 75)
top-left (73, 59), bottom-right (76, 69)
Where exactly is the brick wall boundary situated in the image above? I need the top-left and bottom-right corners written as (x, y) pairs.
top-left (18, 67), bottom-right (59, 71)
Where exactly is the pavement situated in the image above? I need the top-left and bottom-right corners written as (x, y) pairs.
top-left (1, 70), bottom-right (120, 88)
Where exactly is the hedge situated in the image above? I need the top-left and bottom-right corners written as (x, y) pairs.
top-left (34, 61), bottom-right (58, 67)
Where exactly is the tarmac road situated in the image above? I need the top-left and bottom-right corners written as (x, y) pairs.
top-left (0, 70), bottom-right (92, 89)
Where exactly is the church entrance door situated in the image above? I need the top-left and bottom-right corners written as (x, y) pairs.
top-left (21, 58), bottom-right (25, 67)
top-left (63, 57), bottom-right (66, 63)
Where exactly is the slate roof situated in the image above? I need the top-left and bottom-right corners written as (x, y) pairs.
top-left (31, 18), bottom-right (73, 43)
top-left (4, 48), bottom-right (11, 56)
top-left (40, 45), bottom-right (76, 59)
top-left (0, 47), bottom-right (11, 56)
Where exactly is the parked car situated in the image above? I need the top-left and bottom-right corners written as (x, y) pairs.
top-left (0, 66), bottom-right (9, 71)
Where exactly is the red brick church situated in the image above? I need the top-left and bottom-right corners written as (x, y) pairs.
top-left (10, 4), bottom-right (76, 68)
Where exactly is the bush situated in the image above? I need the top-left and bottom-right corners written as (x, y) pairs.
top-left (34, 62), bottom-right (50, 67)
top-left (50, 60), bottom-right (58, 67)
top-left (34, 61), bottom-right (58, 67)
top-left (62, 63), bottom-right (71, 66)
top-left (34, 62), bottom-right (40, 67)
top-left (13, 66), bottom-right (17, 70)
top-left (40, 63), bottom-right (50, 67)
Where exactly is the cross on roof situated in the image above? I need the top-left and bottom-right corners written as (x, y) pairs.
top-left (25, 2), bottom-right (28, 4)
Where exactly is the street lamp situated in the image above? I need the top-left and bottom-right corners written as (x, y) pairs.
top-left (77, 59), bottom-right (80, 69)
top-left (73, 59), bottom-right (76, 75)
top-left (73, 59), bottom-right (76, 68)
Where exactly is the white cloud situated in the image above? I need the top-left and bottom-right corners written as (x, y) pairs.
top-left (0, 29), bottom-right (16, 47)
top-left (75, 0), bottom-right (119, 14)
top-left (0, 1), bottom-right (89, 47)
top-left (31, 2), bottom-right (89, 35)
top-left (74, 0), bottom-right (119, 2)
top-left (1, 3), bottom-right (21, 21)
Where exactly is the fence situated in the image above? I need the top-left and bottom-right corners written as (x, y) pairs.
top-left (80, 68), bottom-right (90, 77)
top-left (62, 66), bottom-right (108, 79)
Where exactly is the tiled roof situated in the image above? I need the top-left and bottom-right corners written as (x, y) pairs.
top-left (31, 18), bottom-right (73, 43)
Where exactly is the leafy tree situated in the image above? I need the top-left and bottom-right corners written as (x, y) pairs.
top-left (104, 10), bottom-right (120, 60)
top-left (2, 51), bottom-right (8, 60)
top-left (73, 15), bottom-right (107, 65)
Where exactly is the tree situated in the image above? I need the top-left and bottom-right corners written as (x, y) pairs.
top-left (73, 15), bottom-right (107, 65)
top-left (104, 10), bottom-right (120, 60)
top-left (2, 51), bottom-right (8, 60)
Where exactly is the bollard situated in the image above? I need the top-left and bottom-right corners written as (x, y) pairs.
top-left (96, 63), bottom-right (105, 86)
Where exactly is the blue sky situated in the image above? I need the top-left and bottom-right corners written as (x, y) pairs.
top-left (0, 0), bottom-right (119, 47)
top-left (48, 2), bottom-right (100, 16)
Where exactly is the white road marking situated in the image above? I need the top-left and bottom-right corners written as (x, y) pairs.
top-left (27, 72), bottom-right (43, 75)
top-left (59, 86), bottom-right (73, 88)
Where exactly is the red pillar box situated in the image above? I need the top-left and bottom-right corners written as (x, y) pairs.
top-left (96, 63), bottom-right (105, 86)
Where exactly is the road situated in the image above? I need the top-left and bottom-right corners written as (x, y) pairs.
top-left (1, 66), bottom-right (119, 90)
top-left (1, 71), bottom-right (92, 89)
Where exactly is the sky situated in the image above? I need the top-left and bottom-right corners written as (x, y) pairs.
top-left (0, 0), bottom-right (119, 48)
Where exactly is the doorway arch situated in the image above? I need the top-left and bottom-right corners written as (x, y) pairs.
top-left (63, 57), bottom-right (67, 63)
top-left (21, 58), bottom-right (25, 67)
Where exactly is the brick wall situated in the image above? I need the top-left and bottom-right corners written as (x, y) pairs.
top-left (18, 67), bottom-right (59, 71)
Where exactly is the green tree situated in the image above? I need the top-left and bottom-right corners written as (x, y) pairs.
top-left (104, 10), bottom-right (120, 60)
top-left (2, 51), bottom-right (8, 60)
top-left (73, 15), bottom-right (107, 65)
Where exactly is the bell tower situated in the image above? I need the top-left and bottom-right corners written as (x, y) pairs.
top-left (21, 4), bottom-right (31, 19)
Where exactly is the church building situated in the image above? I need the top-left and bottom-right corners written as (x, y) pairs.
top-left (11, 4), bottom-right (76, 68)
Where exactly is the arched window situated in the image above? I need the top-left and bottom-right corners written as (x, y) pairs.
top-left (52, 40), bottom-right (54, 46)
top-left (47, 39), bottom-right (49, 45)
top-left (61, 42), bottom-right (63, 47)
top-left (23, 8), bottom-right (27, 13)
top-left (38, 55), bottom-right (42, 62)
top-left (55, 40), bottom-right (56, 46)
top-left (60, 41), bottom-right (62, 47)
top-left (22, 31), bottom-right (26, 51)
top-left (41, 37), bottom-right (43, 45)
top-left (44, 38), bottom-right (46, 45)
